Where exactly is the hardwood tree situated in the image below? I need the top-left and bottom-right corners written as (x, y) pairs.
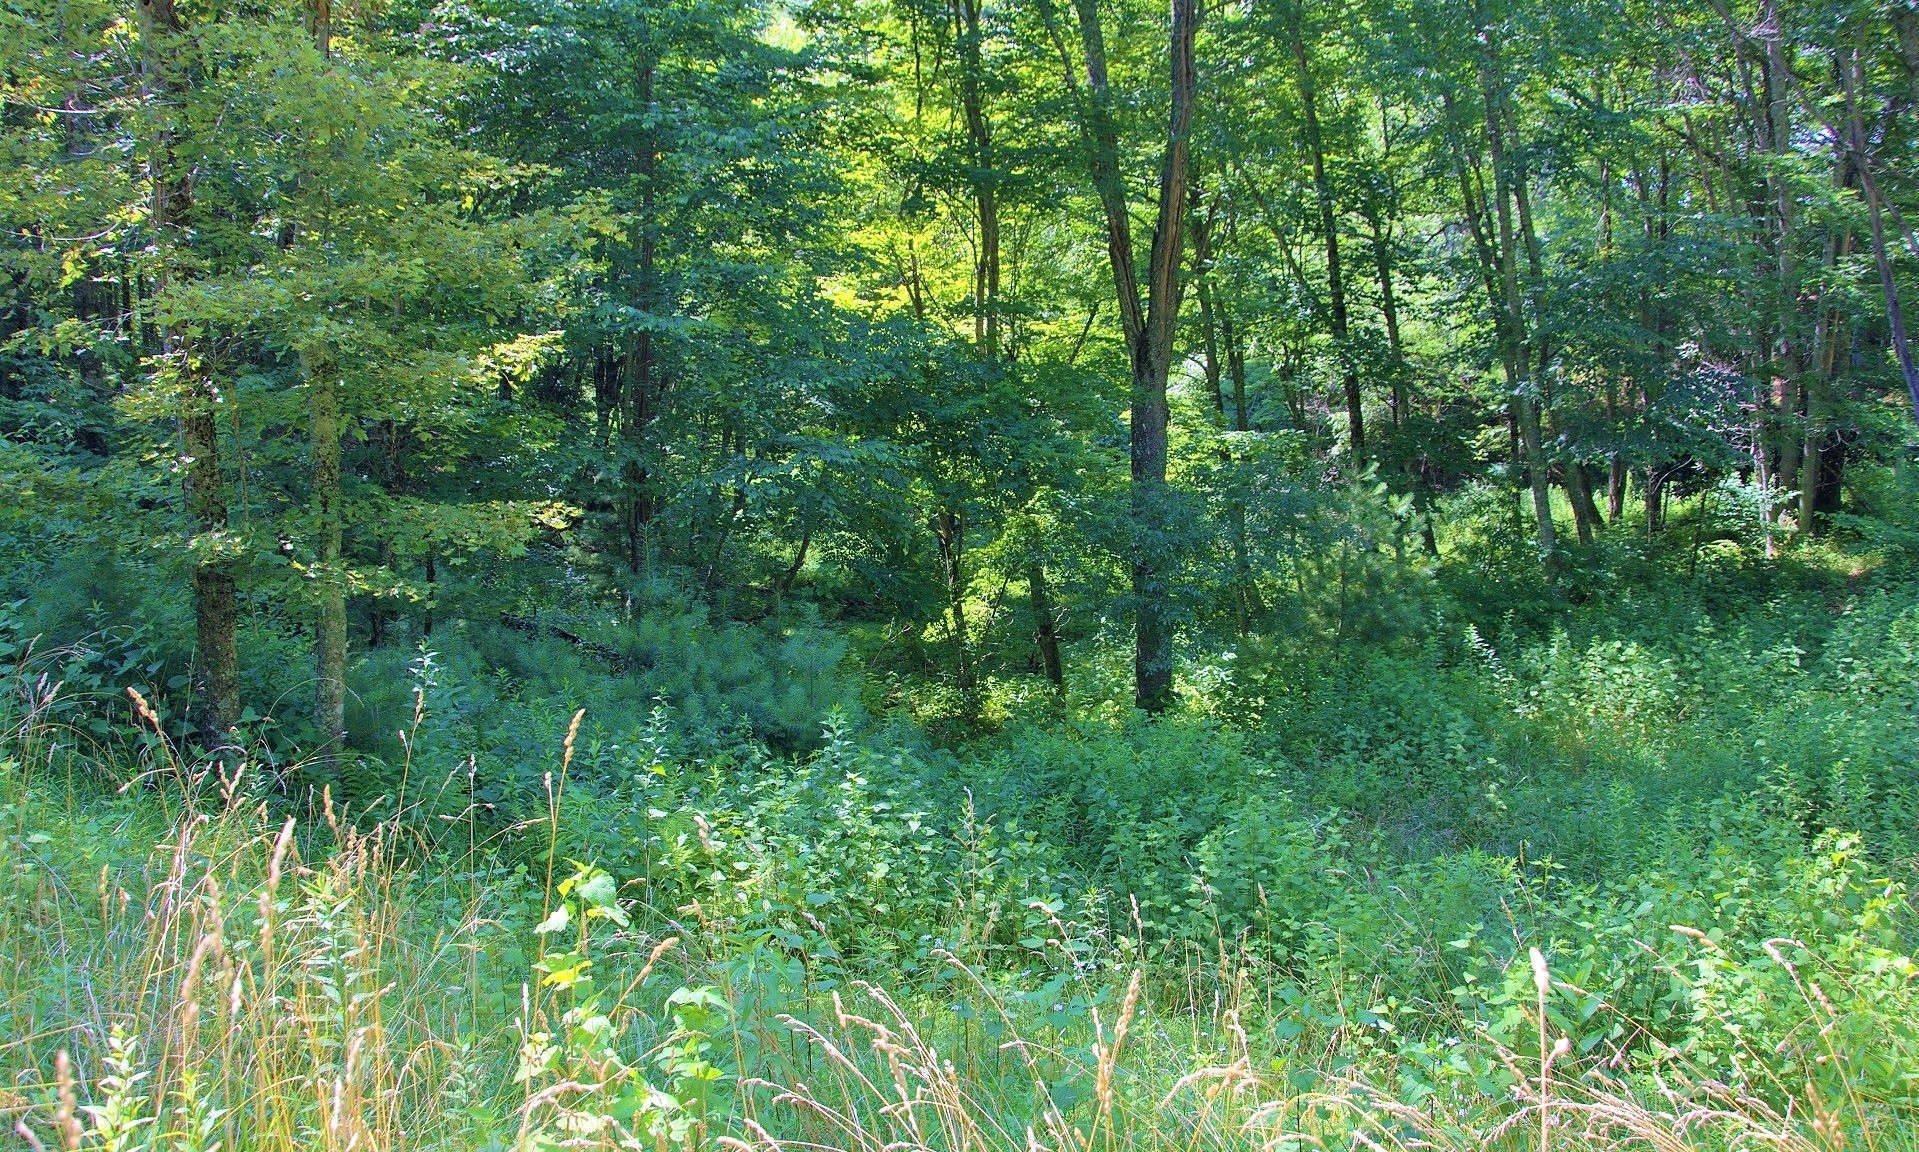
top-left (1041, 0), bottom-right (1200, 713)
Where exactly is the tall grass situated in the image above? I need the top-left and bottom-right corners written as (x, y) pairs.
top-left (2, 671), bottom-right (1914, 1151)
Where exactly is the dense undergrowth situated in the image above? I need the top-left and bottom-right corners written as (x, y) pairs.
top-left (3, 492), bottom-right (1919, 1151)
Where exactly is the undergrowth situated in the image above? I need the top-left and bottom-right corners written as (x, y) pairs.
top-left (3, 549), bottom-right (1918, 1151)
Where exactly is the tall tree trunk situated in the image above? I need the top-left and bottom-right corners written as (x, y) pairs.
top-left (137, 0), bottom-right (240, 750)
top-left (1516, 395), bottom-right (1557, 552)
top-left (1028, 560), bottom-right (1064, 691)
top-left (1566, 460), bottom-right (1600, 545)
top-left (623, 48), bottom-right (661, 574)
top-left (309, 0), bottom-right (330, 54)
top-left (1223, 210), bottom-right (1251, 433)
top-left (307, 355), bottom-right (347, 770)
top-left (1048, 0), bottom-right (1200, 713)
top-left (1289, 5), bottom-right (1361, 456)
top-left (1802, 145), bottom-right (1858, 537)
top-left (1367, 173), bottom-right (1428, 543)
top-left (1218, 215), bottom-right (1260, 621)
top-left (1191, 203), bottom-right (1227, 419)
top-left (951, 0), bottom-right (1007, 690)
top-left (777, 525), bottom-right (810, 601)
top-left (1191, 189), bottom-right (1256, 631)
top-left (1372, 218), bottom-right (1403, 361)
top-left (1370, 212), bottom-right (1404, 426)
top-left (302, 0), bottom-right (345, 777)
top-left (935, 508), bottom-right (976, 708)
top-left (1478, 45), bottom-right (1555, 557)
top-left (367, 419), bottom-right (402, 648)
top-left (1863, 174), bottom-right (1919, 426)
top-left (955, 0), bottom-right (1000, 361)
top-left (422, 553), bottom-right (436, 637)
top-left (1762, 2), bottom-right (1806, 527)
top-left (1444, 88), bottom-right (1549, 556)
top-left (1842, 54), bottom-right (1919, 426)
top-left (187, 449), bottom-right (239, 750)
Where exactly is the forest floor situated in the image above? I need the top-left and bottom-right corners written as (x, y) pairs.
top-left (3, 528), bottom-right (1918, 1152)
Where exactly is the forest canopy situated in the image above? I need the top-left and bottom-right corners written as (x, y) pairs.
top-left (7, 0), bottom-right (1918, 747)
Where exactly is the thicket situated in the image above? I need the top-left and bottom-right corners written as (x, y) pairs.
top-left (5, 495), bottom-right (1919, 1150)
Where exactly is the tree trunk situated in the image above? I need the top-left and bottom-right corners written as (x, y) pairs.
top-left (1190, 187), bottom-right (1256, 629)
top-left (1371, 212), bottom-right (1404, 425)
top-left (1862, 154), bottom-right (1919, 428)
top-left (623, 49), bottom-right (661, 574)
top-left (935, 507), bottom-right (976, 708)
top-left (1223, 215), bottom-right (1251, 432)
top-left (309, 0), bottom-right (330, 55)
top-left (368, 419), bottom-right (402, 648)
top-left (950, 0), bottom-right (1009, 688)
top-left (422, 553), bottom-right (436, 637)
top-left (1517, 395), bottom-right (1557, 554)
top-left (308, 356), bottom-right (347, 772)
top-left (955, 0), bottom-right (1000, 361)
top-left (1191, 203), bottom-right (1227, 419)
top-left (300, 0), bottom-right (345, 779)
top-left (1216, 215), bottom-right (1260, 623)
top-left (1566, 460), bottom-right (1600, 545)
top-left (137, 0), bottom-right (240, 751)
top-left (1802, 145), bottom-right (1858, 538)
top-left (1227, 342), bottom-right (1250, 436)
top-left (1478, 44), bottom-right (1555, 557)
top-left (777, 525), bottom-right (810, 600)
top-left (1053, 0), bottom-right (1199, 713)
top-left (1841, 53), bottom-right (1919, 426)
top-left (1289, 7), bottom-right (1361, 456)
top-left (1028, 560), bottom-right (1064, 691)
top-left (1763, 3), bottom-right (1807, 529)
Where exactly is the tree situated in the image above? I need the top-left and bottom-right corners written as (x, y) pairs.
top-left (133, 0), bottom-right (242, 749)
top-left (148, 10), bottom-right (569, 774)
top-left (1041, 0), bottom-right (1200, 713)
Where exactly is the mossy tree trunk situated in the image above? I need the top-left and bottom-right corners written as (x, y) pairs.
top-left (137, 0), bottom-right (240, 751)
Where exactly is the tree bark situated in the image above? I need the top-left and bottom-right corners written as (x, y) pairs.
top-left (1566, 460), bottom-right (1601, 545)
top-left (1288, 5), bottom-right (1361, 456)
top-left (1370, 212), bottom-right (1404, 425)
top-left (1190, 188), bottom-right (1258, 631)
top-left (1762, 2), bottom-right (1807, 529)
top-left (422, 553), bottom-right (436, 637)
top-left (1028, 560), bottom-right (1064, 691)
top-left (623, 47), bottom-right (661, 573)
top-left (137, 0), bottom-right (241, 751)
top-left (1841, 53), bottom-right (1919, 426)
top-left (308, 355), bottom-right (347, 770)
top-left (1801, 143), bottom-right (1858, 537)
top-left (1191, 201), bottom-right (1227, 419)
top-left (1049, 0), bottom-right (1199, 713)
top-left (949, 0), bottom-right (1012, 690)
top-left (298, 0), bottom-right (346, 779)
top-left (1477, 43), bottom-right (1556, 556)
top-left (955, 0), bottom-right (1000, 361)
top-left (777, 525), bottom-right (809, 601)
top-left (935, 507), bottom-right (976, 708)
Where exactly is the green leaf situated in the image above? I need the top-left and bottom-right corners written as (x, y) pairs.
top-left (575, 870), bottom-right (618, 910)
